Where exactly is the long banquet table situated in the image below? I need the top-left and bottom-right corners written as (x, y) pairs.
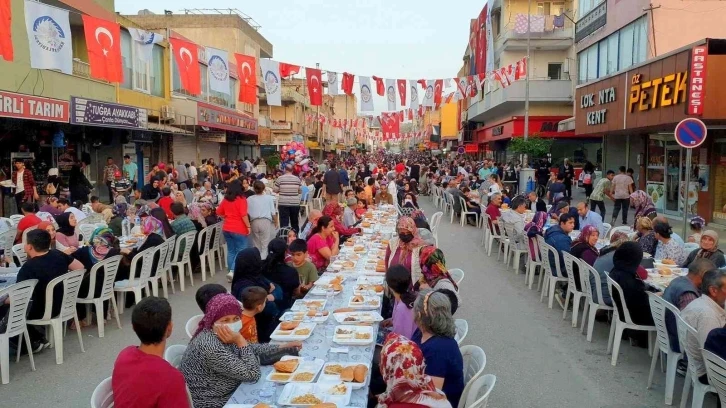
top-left (227, 206), bottom-right (397, 407)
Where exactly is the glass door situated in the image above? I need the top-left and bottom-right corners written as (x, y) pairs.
top-left (664, 145), bottom-right (682, 214)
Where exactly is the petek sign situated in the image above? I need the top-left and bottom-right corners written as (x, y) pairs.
top-left (0, 91), bottom-right (69, 123)
top-left (688, 45), bottom-right (707, 116)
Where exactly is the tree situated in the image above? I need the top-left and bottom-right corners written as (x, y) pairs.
top-left (263, 154), bottom-right (281, 170)
top-left (508, 135), bottom-right (553, 160)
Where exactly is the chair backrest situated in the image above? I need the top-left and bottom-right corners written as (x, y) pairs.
top-left (675, 313), bottom-right (701, 377)
top-left (21, 225), bottom-right (37, 245)
top-left (174, 231), bottom-right (197, 263)
top-left (9, 214), bottom-right (23, 226)
top-left (196, 227), bottom-right (211, 256)
top-left (213, 224), bottom-right (223, 249)
top-left (155, 240), bottom-right (170, 276)
top-left (455, 318), bottom-right (469, 345)
top-left (527, 236), bottom-right (541, 263)
top-left (164, 344), bottom-right (188, 369)
top-left (602, 222), bottom-right (612, 238)
top-left (460, 344), bottom-right (486, 387)
top-left (462, 374), bottom-right (497, 408)
top-left (608, 225), bottom-right (632, 239)
top-left (39, 269), bottom-right (85, 321)
top-left (446, 192), bottom-right (455, 207)
top-left (90, 377), bottom-right (114, 408)
top-left (0, 229), bottom-right (15, 252)
top-left (459, 196), bottom-right (469, 212)
top-left (450, 268), bottom-right (465, 285)
top-left (128, 246), bottom-right (157, 285)
top-left (0, 217), bottom-right (14, 228)
top-left (485, 214), bottom-right (499, 238)
top-left (429, 212), bottom-right (443, 235)
top-left (277, 227), bottom-right (292, 239)
top-left (163, 235), bottom-right (177, 269)
top-left (647, 292), bottom-right (681, 354)
top-left (702, 349), bottom-right (726, 403)
top-left (606, 275), bottom-right (638, 325)
top-left (12, 244), bottom-right (27, 266)
top-left (82, 255), bottom-right (122, 301)
top-left (581, 262), bottom-right (608, 307)
top-left (561, 252), bottom-right (581, 293)
top-left (539, 241), bottom-right (564, 278)
top-left (78, 224), bottom-right (97, 242)
top-left (185, 314), bottom-right (204, 338)
top-left (0, 279), bottom-right (38, 337)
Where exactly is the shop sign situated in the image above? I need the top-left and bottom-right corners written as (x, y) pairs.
top-left (464, 144), bottom-right (478, 153)
top-left (628, 72), bottom-right (687, 113)
top-left (70, 97), bottom-right (148, 129)
top-left (197, 102), bottom-right (257, 135)
top-left (270, 121), bottom-right (292, 130)
top-left (581, 86), bottom-right (616, 125)
top-left (199, 131), bottom-right (227, 143)
top-left (575, 1), bottom-right (607, 43)
top-left (272, 134), bottom-right (293, 145)
top-left (0, 91), bottom-right (69, 123)
top-left (492, 126), bottom-right (504, 136)
top-left (305, 140), bottom-right (319, 148)
top-left (688, 46), bottom-right (708, 116)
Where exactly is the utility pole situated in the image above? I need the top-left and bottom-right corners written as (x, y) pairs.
top-left (644, 3), bottom-right (661, 57)
top-left (315, 62), bottom-right (321, 161)
top-left (524, 0), bottom-right (531, 142)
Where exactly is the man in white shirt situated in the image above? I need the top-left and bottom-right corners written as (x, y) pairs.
top-left (188, 161), bottom-right (198, 184)
top-left (386, 173), bottom-right (397, 201)
top-left (244, 157), bottom-right (253, 175)
top-left (681, 270), bottom-right (726, 385)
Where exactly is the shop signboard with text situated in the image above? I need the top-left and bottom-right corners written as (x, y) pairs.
top-left (197, 102), bottom-right (258, 135)
top-left (70, 97), bottom-right (148, 129)
top-left (0, 91), bottom-right (69, 123)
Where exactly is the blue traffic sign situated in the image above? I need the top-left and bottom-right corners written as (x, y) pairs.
top-left (675, 118), bottom-right (707, 149)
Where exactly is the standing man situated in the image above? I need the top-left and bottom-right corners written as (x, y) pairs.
top-left (610, 166), bottom-right (634, 226)
top-left (219, 157), bottom-right (230, 180)
top-left (275, 164), bottom-right (303, 232)
top-left (559, 158), bottom-right (575, 199)
top-left (323, 162), bottom-right (343, 204)
top-left (103, 157), bottom-right (119, 204)
top-left (589, 170), bottom-right (614, 219)
top-left (123, 155), bottom-right (138, 192)
top-left (244, 157), bottom-right (253, 175)
top-left (187, 162), bottom-right (198, 185)
top-left (12, 158), bottom-right (38, 213)
top-left (339, 163), bottom-right (350, 191)
top-left (175, 161), bottom-right (189, 188)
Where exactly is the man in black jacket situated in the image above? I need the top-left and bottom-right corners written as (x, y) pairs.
top-left (527, 191), bottom-right (547, 212)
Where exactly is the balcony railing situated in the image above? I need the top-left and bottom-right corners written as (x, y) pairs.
top-left (468, 79), bottom-right (573, 121)
top-left (494, 15), bottom-right (573, 55)
top-left (72, 59), bottom-right (109, 83)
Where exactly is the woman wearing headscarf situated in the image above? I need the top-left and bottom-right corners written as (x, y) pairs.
top-left (180, 294), bottom-right (300, 408)
top-left (385, 217), bottom-right (427, 283)
top-left (231, 248), bottom-right (282, 342)
top-left (681, 230), bottom-right (726, 268)
top-left (117, 212), bottom-right (167, 282)
top-left (173, 190), bottom-right (187, 208)
top-left (591, 231), bottom-right (630, 307)
top-left (322, 202), bottom-right (361, 240)
top-left (108, 198), bottom-right (128, 237)
top-left (263, 238), bottom-right (300, 311)
top-left (54, 212), bottom-right (80, 249)
top-left (630, 190), bottom-right (657, 229)
top-left (525, 210), bottom-right (548, 260)
top-left (411, 210), bottom-right (435, 246)
top-left (376, 333), bottom-right (452, 408)
top-left (148, 207), bottom-right (174, 239)
top-left (570, 225), bottom-right (600, 266)
top-left (74, 227), bottom-right (121, 321)
top-left (417, 246), bottom-right (460, 305)
top-left (36, 221), bottom-right (73, 254)
top-left (68, 163), bottom-right (93, 204)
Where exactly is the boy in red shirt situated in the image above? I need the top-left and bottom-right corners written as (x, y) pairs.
top-left (112, 297), bottom-right (190, 408)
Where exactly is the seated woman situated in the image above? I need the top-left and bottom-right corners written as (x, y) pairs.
top-left (307, 216), bottom-right (340, 273)
top-left (231, 248), bottom-right (282, 342)
top-left (180, 294), bottom-right (300, 408)
top-left (402, 192), bottom-right (419, 210)
top-left (377, 332), bottom-right (452, 408)
top-left (322, 202), bottom-right (361, 241)
top-left (385, 217), bottom-right (428, 282)
top-left (263, 238), bottom-right (300, 311)
top-left (525, 211), bottom-right (548, 260)
top-left (682, 230), bottom-right (726, 268)
top-left (74, 228), bottom-right (121, 322)
top-left (36, 221), bottom-right (75, 255)
top-left (591, 231), bottom-right (629, 307)
top-left (570, 225), bottom-right (600, 266)
top-left (107, 199), bottom-right (128, 237)
top-left (117, 213), bottom-right (167, 282)
top-left (417, 246), bottom-right (461, 306)
top-left (411, 290), bottom-right (464, 408)
top-left (630, 190), bottom-right (658, 229)
top-left (54, 212), bottom-right (80, 249)
top-left (383, 265), bottom-right (418, 339)
top-left (654, 221), bottom-right (687, 265)
top-left (635, 217), bottom-right (658, 257)
top-left (411, 210), bottom-right (435, 246)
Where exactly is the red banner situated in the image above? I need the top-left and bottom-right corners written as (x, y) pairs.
top-left (0, 91), bottom-right (69, 122)
top-left (465, 144), bottom-right (478, 153)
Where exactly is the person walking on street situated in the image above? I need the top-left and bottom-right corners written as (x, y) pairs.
top-left (610, 166), bottom-right (634, 226)
top-left (103, 157), bottom-right (119, 204)
top-left (12, 158), bottom-right (38, 214)
top-left (323, 162), bottom-right (343, 204)
top-left (559, 158), bottom-right (575, 199)
top-left (274, 164), bottom-right (303, 232)
top-left (175, 161), bottom-right (189, 188)
top-left (188, 161), bottom-right (198, 185)
top-left (589, 170), bottom-right (614, 219)
top-left (123, 155), bottom-right (138, 191)
top-left (217, 180), bottom-right (251, 280)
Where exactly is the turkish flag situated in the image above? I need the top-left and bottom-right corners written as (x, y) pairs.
top-left (417, 79), bottom-right (427, 89)
top-left (82, 15), bottom-right (123, 82)
top-left (433, 79), bottom-right (444, 105)
top-left (418, 105), bottom-right (424, 118)
top-left (306, 67), bottom-right (323, 106)
top-left (372, 76), bottom-right (385, 96)
top-left (341, 72), bottom-right (355, 95)
top-left (234, 53), bottom-right (257, 104)
top-left (169, 37), bottom-right (201, 95)
top-left (0, 0), bottom-right (13, 61)
top-left (381, 112), bottom-right (400, 136)
top-left (398, 111), bottom-right (404, 122)
top-left (407, 109), bottom-right (413, 120)
top-left (397, 79), bottom-right (407, 105)
top-left (280, 62), bottom-right (300, 78)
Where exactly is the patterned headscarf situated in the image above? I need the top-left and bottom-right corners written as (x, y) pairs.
top-left (395, 216), bottom-right (426, 263)
top-left (411, 209), bottom-right (427, 224)
top-left (525, 211), bottom-right (548, 238)
top-left (193, 293), bottom-right (242, 338)
top-left (142, 215), bottom-right (164, 236)
top-left (419, 246), bottom-right (458, 290)
top-left (113, 202), bottom-right (128, 218)
top-left (377, 333), bottom-right (452, 408)
top-left (630, 190), bottom-right (656, 228)
top-left (188, 202), bottom-right (205, 226)
top-left (573, 224), bottom-right (600, 255)
top-left (89, 227), bottom-right (115, 263)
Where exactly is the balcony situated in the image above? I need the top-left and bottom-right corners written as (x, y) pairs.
top-left (494, 17), bottom-right (573, 58)
top-left (468, 79), bottom-right (573, 122)
top-left (72, 59), bottom-right (109, 83)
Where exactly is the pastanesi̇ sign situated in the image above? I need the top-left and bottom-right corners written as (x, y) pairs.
top-left (70, 97), bottom-right (148, 129)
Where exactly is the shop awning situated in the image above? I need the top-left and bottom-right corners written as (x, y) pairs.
top-left (147, 122), bottom-right (194, 135)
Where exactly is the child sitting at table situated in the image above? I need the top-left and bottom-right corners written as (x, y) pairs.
top-left (195, 283), bottom-right (228, 313)
top-left (355, 199), bottom-right (367, 219)
top-left (288, 239), bottom-right (318, 294)
top-left (240, 286), bottom-right (268, 344)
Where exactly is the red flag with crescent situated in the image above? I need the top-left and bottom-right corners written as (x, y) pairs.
top-left (234, 53), bottom-right (257, 104)
top-left (169, 37), bottom-right (201, 95)
top-left (397, 79), bottom-right (407, 105)
top-left (342, 72), bottom-right (355, 95)
top-left (280, 62), bottom-right (300, 78)
top-left (433, 79), bottom-right (444, 105)
top-left (82, 15), bottom-right (123, 82)
top-left (0, 0), bottom-right (13, 61)
top-left (372, 76), bottom-right (385, 96)
top-left (306, 67), bottom-right (323, 106)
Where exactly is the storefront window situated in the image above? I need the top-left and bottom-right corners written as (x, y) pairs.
top-left (712, 140), bottom-right (726, 225)
top-left (647, 135), bottom-right (704, 218)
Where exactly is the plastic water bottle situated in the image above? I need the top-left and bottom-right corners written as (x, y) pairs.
top-left (121, 217), bottom-right (131, 237)
top-left (134, 215), bottom-right (141, 228)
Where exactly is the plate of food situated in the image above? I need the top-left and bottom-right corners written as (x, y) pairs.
top-left (653, 259), bottom-right (678, 269)
top-left (314, 275), bottom-right (345, 286)
top-left (348, 295), bottom-right (381, 309)
top-left (333, 325), bottom-right (375, 345)
top-left (280, 310), bottom-right (330, 323)
top-left (308, 284), bottom-right (343, 297)
top-left (319, 363), bottom-right (371, 389)
top-left (291, 299), bottom-right (327, 312)
top-left (356, 275), bottom-right (385, 285)
top-left (278, 382), bottom-right (351, 406)
top-left (266, 356), bottom-right (325, 384)
top-left (223, 404), bottom-right (276, 408)
top-left (333, 311), bottom-right (384, 325)
top-left (270, 322), bottom-right (317, 341)
top-left (353, 283), bottom-right (385, 296)
top-left (353, 245), bottom-right (366, 253)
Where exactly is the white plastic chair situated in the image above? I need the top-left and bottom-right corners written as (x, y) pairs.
top-left (11, 243), bottom-right (27, 266)
top-left (579, 263), bottom-right (614, 342)
top-left (684, 243), bottom-right (700, 253)
top-left (459, 197), bottom-right (479, 227)
top-left (450, 268), bottom-right (465, 285)
top-left (114, 246), bottom-right (157, 312)
top-left (455, 318), bottom-right (469, 345)
top-left (147, 240), bottom-right (170, 298)
top-left (312, 187), bottom-right (324, 210)
top-left (214, 223), bottom-right (227, 271)
top-left (496, 221), bottom-right (511, 263)
top-left (185, 314), bottom-right (204, 339)
top-left (300, 191), bottom-right (312, 218)
top-left (483, 214), bottom-right (504, 257)
top-left (458, 345), bottom-right (487, 408)
top-left (197, 226), bottom-right (214, 282)
top-left (606, 275), bottom-right (656, 366)
top-left (461, 374), bottom-right (496, 408)
top-left (503, 221), bottom-right (528, 274)
top-left (76, 255), bottom-right (122, 338)
top-left (90, 377), bottom-right (114, 408)
top-left (561, 253), bottom-right (587, 327)
top-left (0, 229), bottom-right (15, 266)
top-left (26, 269), bottom-right (86, 365)
top-left (676, 314), bottom-right (717, 408)
top-left (8, 214), bottom-right (23, 227)
top-left (525, 236), bottom-right (542, 289)
top-left (602, 222), bottom-right (612, 238)
top-left (164, 344), bottom-right (187, 369)
top-left (171, 231), bottom-right (197, 292)
top-left (646, 292), bottom-right (683, 405)
top-left (0, 217), bottom-right (14, 229)
top-left (78, 224), bottom-right (97, 242)
top-left (0, 279), bottom-right (38, 384)
top-left (538, 240), bottom-right (568, 309)
top-left (20, 225), bottom-right (37, 245)
top-left (429, 212), bottom-right (443, 248)
top-left (702, 349), bottom-right (726, 406)
top-left (608, 225), bottom-right (633, 239)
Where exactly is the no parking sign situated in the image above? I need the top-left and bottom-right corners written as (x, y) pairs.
top-left (675, 118), bottom-right (707, 149)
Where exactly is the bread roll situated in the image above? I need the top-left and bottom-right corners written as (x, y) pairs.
top-left (280, 321), bottom-right (299, 330)
top-left (340, 366), bottom-right (355, 382)
top-left (354, 364), bottom-right (368, 383)
top-left (311, 404), bottom-right (337, 408)
top-left (253, 403), bottom-right (272, 408)
top-left (273, 359), bottom-right (299, 373)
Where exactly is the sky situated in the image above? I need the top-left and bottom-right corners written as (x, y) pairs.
top-left (116, 0), bottom-right (488, 116)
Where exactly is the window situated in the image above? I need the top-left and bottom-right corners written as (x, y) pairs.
top-left (607, 33), bottom-right (619, 75)
top-left (633, 17), bottom-right (648, 64)
top-left (120, 29), bottom-right (165, 96)
top-left (586, 46), bottom-right (597, 81)
top-left (200, 64), bottom-right (209, 101)
top-left (618, 23), bottom-right (634, 70)
top-left (578, 49), bottom-right (588, 83)
top-left (120, 30), bottom-right (133, 90)
top-left (547, 63), bottom-right (562, 80)
top-left (150, 45), bottom-right (163, 97)
top-left (578, 0), bottom-right (598, 18)
top-left (598, 41), bottom-right (607, 78)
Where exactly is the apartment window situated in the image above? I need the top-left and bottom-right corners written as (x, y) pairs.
top-left (538, 1), bottom-right (565, 16)
top-left (618, 23), bottom-right (635, 70)
top-left (607, 33), bottom-right (619, 75)
top-left (586, 46), bottom-right (597, 81)
top-left (120, 30), bottom-right (133, 90)
top-left (150, 45), bottom-right (163, 97)
top-left (200, 64), bottom-right (209, 101)
top-left (633, 17), bottom-right (648, 64)
top-left (120, 29), bottom-right (164, 97)
top-left (578, 0), bottom-right (599, 19)
top-left (547, 63), bottom-right (562, 80)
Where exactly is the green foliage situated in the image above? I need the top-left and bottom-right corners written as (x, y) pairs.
top-left (264, 154), bottom-right (281, 169)
top-left (508, 135), bottom-right (553, 158)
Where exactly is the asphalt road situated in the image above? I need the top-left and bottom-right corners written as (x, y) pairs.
top-left (1, 193), bottom-right (720, 407)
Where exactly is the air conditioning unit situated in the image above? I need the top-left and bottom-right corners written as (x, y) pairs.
top-left (160, 105), bottom-right (175, 123)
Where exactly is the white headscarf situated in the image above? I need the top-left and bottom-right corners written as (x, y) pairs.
top-left (48, 168), bottom-right (59, 177)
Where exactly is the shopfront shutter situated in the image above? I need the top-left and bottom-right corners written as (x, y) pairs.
top-left (199, 141), bottom-right (220, 164)
top-left (173, 135), bottom-right (196, 164)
